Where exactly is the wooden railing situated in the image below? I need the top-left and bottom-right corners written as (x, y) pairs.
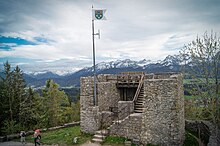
top-left (132, 73), bottom-right (144, 103)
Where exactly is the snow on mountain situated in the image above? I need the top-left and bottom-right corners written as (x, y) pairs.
top-left (21, 55), bottom-right (182, 87)
top-left (160, 55), bottom-right (181, 67)
top-left (137, 59), bottom-right (152, 67)
top-left (25, 55), bottom-right (181, 78)
top-left (26, 71), bottom-right (49, 75)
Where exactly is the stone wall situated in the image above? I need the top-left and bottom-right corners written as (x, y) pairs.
top-left (80, 76), bottom-right (99, 133)
top-left (80, 73), bottom-right (185, 145)
top-left (80, 77), bottom-right (94, 110)
top-left (97, 82), bottom-right (120, 111)
top-left (118, 101), bottom-right (134, 120)
top-left (80, 75), bottom-right (120, 133)
top-left (141, 74), bottom-right (185, 146)
top-left (109, 113), bottom-right (142, 140)
top-left (80, 106), bottom-right (100, 134)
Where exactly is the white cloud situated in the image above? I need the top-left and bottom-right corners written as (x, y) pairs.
top-left (0, 0), bottom-right (220, 72)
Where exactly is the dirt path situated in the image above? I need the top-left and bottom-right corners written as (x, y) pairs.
top-left (0, 141), bottom-right (101, 146)
top-left (0, 141), bottom-right (58, 146)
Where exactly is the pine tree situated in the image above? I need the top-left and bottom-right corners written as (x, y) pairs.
top-left (41, 79), bottom-right (73, 127)
top-left (0, 62), bottom-right (27, 134)
top-left (12, 66), bottom-right (26, 123)
top-left (19, 87), bottom-right (37, 130)
top-left (1, 61), bottom-right (13, 121)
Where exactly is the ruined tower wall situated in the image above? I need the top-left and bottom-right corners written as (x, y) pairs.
top-left (141, 74), bottom-right (185, 146)
top-left (80, 73), bottom-right (185, 145)
top-left (109, 113), bottom-right (142, 140)
top-left (97, 82), bottom-right (120, 111)
top-left (80, 77), bottom-right (99, 133)
top-left (80, 75), bottom-right (120, 134)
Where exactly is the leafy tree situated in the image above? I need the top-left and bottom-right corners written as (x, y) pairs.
top-left (72, 94), bottom-right (80, 122)
top-left (180, 31), bottom-right (220, 134)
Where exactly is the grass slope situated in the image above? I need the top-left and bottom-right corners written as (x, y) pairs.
top-left (25, 126), bottom-right (92, 145)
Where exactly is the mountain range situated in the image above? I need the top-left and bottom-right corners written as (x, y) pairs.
top-left (23, 55), bottom-right (183, 87)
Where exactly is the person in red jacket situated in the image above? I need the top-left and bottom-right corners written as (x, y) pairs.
top-left (33, 129), bottom-right (41, 146)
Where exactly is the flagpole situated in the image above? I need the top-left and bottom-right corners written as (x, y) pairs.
top-left (92, 6), bottom-right (97, 106)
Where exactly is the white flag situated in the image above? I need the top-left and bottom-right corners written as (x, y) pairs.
top-left (92, 9), bottom-right (107, 20)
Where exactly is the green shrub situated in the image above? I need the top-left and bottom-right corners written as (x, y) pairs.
top-left (183, 131), bottom-right (199, 146)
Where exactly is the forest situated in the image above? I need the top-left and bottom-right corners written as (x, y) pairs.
top-left (0, 62), bottom-right (80, 136)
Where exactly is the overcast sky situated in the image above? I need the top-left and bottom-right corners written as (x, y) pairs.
top-left (0, 0), bottom-right (220, 74)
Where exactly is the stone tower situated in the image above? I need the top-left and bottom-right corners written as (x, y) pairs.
top-left (80, 72), bottom-right (185, 146)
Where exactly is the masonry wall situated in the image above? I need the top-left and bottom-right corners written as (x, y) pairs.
top-left (141, 74), bottom-right (185, 146)
top-left (97, 82), bottom-right (120, 111)
top-left (80, 75), bottom-right (120, 133)
top-left (109, 113), bottom-right (142, 140)
top-left (80, 73), bottom-right (185, 145)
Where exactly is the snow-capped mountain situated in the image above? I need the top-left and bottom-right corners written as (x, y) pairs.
top-left (23, 55), bottom-right (182, 87)
top-left (80, 55), bottom-right (181, 73)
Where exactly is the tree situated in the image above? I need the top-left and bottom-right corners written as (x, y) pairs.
top-left (180, 31), bottom-right (220, 137)
top-left (41, 79), bottom-right (73, 127)
top-left (1, 61), bottom-right (13, 121)
top-left (0, 62), bottom-right (27, 134)
top-left (12, 66), bottom-right (26, 123)
top-left (19, 87), bottom-right (37, 130)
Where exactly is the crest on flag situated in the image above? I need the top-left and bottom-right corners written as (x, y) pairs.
top-left (95, 10), bottom-right (103, 20)
top-left (92, 9), bottom-right (107, 20)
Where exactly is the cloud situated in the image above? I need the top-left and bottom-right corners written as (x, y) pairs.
top-left (0, 0), bottom-right (220, 73)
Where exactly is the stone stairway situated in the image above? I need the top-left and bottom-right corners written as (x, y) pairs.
top-left (91, 130), bottom-right (108, 143)
top-left (134, 87), bottom-right (144, 113)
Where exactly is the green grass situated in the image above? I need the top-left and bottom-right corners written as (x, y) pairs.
top-left (102, 135), bottom-right (126, 145)
top-left (103, 131), bottom-right (198, 146)
top-left (183, 78), bottom-right (215, 85)
top-left (185, 95), bottom-right (197, 99)
top-left (17, 127), bottom-right (200, 146)
top-left (24, 126), bottom-right (92, 145)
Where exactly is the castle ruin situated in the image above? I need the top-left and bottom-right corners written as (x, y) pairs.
top-left (80, 72), bottom-right (185, 146)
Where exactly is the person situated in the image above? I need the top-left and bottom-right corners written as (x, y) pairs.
top-left (20, 131), bottom-right (26, 145)
top-left (33, 129), bottom-right (41, 146)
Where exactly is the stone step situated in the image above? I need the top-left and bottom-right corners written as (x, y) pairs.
top-left (91, 138), bottom-right (103, 143)
top-left (135, 106), bottom-right (143, 109)
top-left (135, 102), bottom-right (143, 105)
top-left (93, 134), bottom-right (106, 139)
top-left (95, 130), bottom-right (109, 135)
top-left (135, 105), bottom-right (143, 108)
top-left (134, 110), bottom-right (143, 113)
top-left (136, 98), bottom-right (144, 101)
top-left (135, 103), bottom-right (143, 106)
top-left (135, 107), bottom-right (143, 110)
top-left (136, 101), bottom-right (144, 104)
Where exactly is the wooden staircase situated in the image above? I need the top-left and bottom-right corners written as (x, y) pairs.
top-left (134, 87), bottom-right (144, 113)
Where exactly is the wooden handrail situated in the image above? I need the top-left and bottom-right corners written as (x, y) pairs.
top-left (132, 74), bottom-right (144, 103)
